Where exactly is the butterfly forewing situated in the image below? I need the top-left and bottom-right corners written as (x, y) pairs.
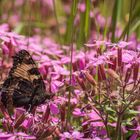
top-left (1, 50), bottom-right (51, 113)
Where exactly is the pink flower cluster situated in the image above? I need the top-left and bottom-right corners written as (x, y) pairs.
top-left (0, 24), bottom-right (139, 139)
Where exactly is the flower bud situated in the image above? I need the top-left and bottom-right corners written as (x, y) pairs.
top-left (42, 105), bottom-right (50, 123)
top-left (84, 71), bottom-right (97, 86)
top-left (60, 104), bottom-right (65, 122)
top-left (98, 65), bottom-right (106, 81)
top-left (14, 113), bottom-right (26, 129)
top-left (133, 63), bottom-right (139, 81)
top-left (125, 67), bottom-right (132, 83)
top-left (117, 48), bottom-right (122, 67)
top-left (75, 75), bottom-right (86, 90)
top-left (106, 68), bottom-right (121, 83)
top-left (108, 57), bottom-right (117, 70)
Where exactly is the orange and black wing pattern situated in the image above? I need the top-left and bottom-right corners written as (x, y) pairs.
top-left (1, 50), bottom-right (51, 112)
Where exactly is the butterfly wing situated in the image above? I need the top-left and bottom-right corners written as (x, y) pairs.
top-left (1, 50), bottom-right (50, 112)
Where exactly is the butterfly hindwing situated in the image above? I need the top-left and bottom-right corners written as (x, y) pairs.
top-left (1, 50), bottom-right (51, 113)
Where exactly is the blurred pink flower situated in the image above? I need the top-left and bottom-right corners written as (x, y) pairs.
top-left (85, 40), bottom-right (106, 48)
top-left (53, 64), bottom-right (69, 76)
top-left (50, 103), bottom-right (59, 115)
top-left (78, 3), bottom-right (86, 12)
top-left (118, 41), bottom-right (132, 48)
top-left (0, 24), bottom-right (9, 32)
top-left (60, 131), bottom-right (84, 140)
top-left (73, 108), bottom-right (86, 117)
top-left (2, 43), bottom-right (9, 55)
top-left (0, 132), bottom-right (36, 140)
top-left (15, 0), bottom-right (24, 6)
top-left (88, 110), bottom-right (101, 120)
top-left (50, 80), bottom-right (64, 93)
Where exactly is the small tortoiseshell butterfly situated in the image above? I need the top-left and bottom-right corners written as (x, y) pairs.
top-left (0, 50), bottom-right (52, 113)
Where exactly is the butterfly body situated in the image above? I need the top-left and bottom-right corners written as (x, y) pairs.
top-left (1, 50), bottom-right (51, 113)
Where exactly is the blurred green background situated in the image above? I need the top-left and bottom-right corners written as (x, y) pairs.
top-left (0, 0), bottom-right (140, 48)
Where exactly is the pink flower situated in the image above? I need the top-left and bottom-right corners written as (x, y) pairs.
top-left (0, 24), bottom-right (9, 32)
top-left (73, 108), bottom-right (86, 117)
top-left (78, 3), bottom-right (86, 12)
top-left (53, 64), bottom-right (70, 75)
top-left (0, 132), bottom-right (36, 140)
top-left (85, 40), bottom-right (106, 48)
top-left (60, 131), bottom-right (84, 140)
top-left (50, 103), bottom-right (59, 115)
top-left (118, 41), bottom-right (132, 48)
top-left (2, 43), bottom-right (9, 55)
top-left (50, 80), bottom-right (64, 93)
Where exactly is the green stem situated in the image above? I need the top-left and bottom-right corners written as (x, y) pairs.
top-left (116, 113), bottom-right (122, 140)
top-left (89, 95), bottom-right (110, 138)
top-left (65, 0), bottom-right (78, 44)
top-left (85, 0), bottom-right (90, 40)
top-left (66, 34), bottom-right (74, 130)
top-left (66, 0), bottom-right (78, 128)
top-left (111, 0), bottom-right (121, 42)
top-left (0, 1), bottom-right (3, 22)
top-left (105, 122), bottom-right (110, 138)
top-left (126, 0), bottom-right (133, 41)
top-left (52, 0), bottom-right (62, 44)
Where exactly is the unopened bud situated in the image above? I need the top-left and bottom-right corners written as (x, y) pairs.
top-left (75, 75), bottom-right (86, 90)
top-left (125, 67), bottom-right (132, 83)
top-left (98, 65), bottom-right (106, 81)
top-left (117, 48), bottom-right (122, 67)
top-left (84, 71), bottom-right (97, 86)
top-left (106, 68), bottom-right (121, 83)
top-left (133, 63), bottom-right (139, 81)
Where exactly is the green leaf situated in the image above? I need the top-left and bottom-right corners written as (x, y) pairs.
top-left (105, 106), bottom-right (116, 114)
top-left (108, 115), bottom-right (117, 122)
top-left (130, 19), bottom-right (140, 34)
top-left (128, 109), bottom-right (140, 114)
top-left (14, 23), bottom-right (24, 34)
top-left (119, 0), bottom-right (140, 40)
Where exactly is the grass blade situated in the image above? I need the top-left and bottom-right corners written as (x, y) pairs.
top-left (65, 0), bottom-right (79, 44)
top-left (111, 0), bottom-right (122, 42)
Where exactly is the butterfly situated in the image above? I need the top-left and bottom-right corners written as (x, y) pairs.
top-left (0, 49), bottom-right (52, 113)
